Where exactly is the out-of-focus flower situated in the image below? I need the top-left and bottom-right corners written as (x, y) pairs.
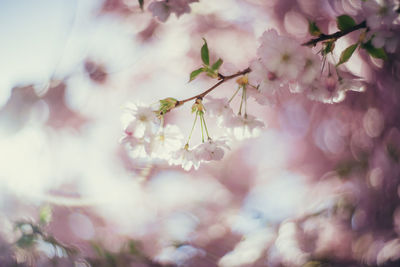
top-left (372, 30), bottom-right (399, 53)
top-left (299, 76), bottom-right (364, 104)
top-left (120, 131), bottom-right (140, 149)
top-left (124, 103), bottom-right (159, 138)
top-left (362, 0), bottom-right (398, 30)
top-left (203, 96), bottom-right (236, 126)
top-left (291, 62), bottom-right (365, 104)
top-left (145, 124), bottom-right (183, 159)
top-left (148, 0), bottom-right (197, 22)
top-left (196, 138), bottom-right (230, 161)
top-left (156, 245), bottom-right (205, 265)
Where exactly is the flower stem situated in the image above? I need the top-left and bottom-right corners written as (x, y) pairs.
top-left (186, 112), bottom-right (198, 145)
top-left (200, 112), bottom-right (205, 142)
top-left (201, 113), bottom-right (210, 139)
top-left (228, 86), bottom-right (241, 104)
top-left (238, 86), bottom-right (244, 115)
top-left (244, 85), bottom-right (248, 118)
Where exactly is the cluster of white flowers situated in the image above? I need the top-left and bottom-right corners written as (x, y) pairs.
top-left (148, 0), bottom-right (198, 22)
top-left (248, 29), bottom-right (365, 104)
top-left (170, 138), bottom-right (230, 171)
top-left (203, 96), bottom-right (264, 137)
top-left (121, 103), bottom-right (233, 170)
top-left (121, 104), bottom-right (182, 159)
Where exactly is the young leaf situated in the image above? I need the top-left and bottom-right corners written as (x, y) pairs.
top-left (308, 21), bottom-right (321, 37)
top-left (337, 43), bottom-right (358, 66)
top-left (336, 15), bottom-right (356, 31)
top-left (322, 40), bottom-right (335, 55)
top-left (159, 97), bottom-right (178, 114)
top-left (138, 0), bottom-right (144, 10)
top-left (206, 69), bottom-right (218, 78)
top-left (366, 46), bottom-right (388, 60)
top-left (39, 205), bottom-right (52, 226)
top-left (189, 67), bottom-right (204, 82)
top-left (362, 41), bottom-right (388, 60)
top-left (211, 58), bottom-right (223, 71)
top-left (201, 38), bottom-right (209, 66)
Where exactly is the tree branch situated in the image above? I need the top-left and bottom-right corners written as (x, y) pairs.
top-left (302, 20), bottom-right (367, 47)
top-left (177, 67), bottom-right (251, 105)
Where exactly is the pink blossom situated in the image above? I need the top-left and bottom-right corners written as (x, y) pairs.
top-left (195, 138), bottom-right (230, 161)
top-left (362, 0), bottom-right (398, 30)
top-left (148, 0), bottom-right (197, 22)
top-left (258, 29), bottom-right (305, 80)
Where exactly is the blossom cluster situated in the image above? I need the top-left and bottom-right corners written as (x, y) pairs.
top-left (120, 102), bottom-right (233, 170)
top-left (120, 0), bottom-right (400, 170)
top-left (248, 29), bottom-right (365, 104)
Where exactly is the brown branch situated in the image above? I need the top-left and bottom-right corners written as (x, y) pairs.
top-left (302, 20), bottom-right (367, 46)
top-left (177, 67), bottom-right (251, 106)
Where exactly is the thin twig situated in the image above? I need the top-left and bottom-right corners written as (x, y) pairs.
top-left (177, 67), bottom-right (251, 105)
top-left (302, 20), bottom-right (367, 46)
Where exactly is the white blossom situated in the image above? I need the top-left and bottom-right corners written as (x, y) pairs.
top-left (227, 114), bottom-right (265, 139)
top-left (203, 96), bottom-right (236, 126)
top-left (303, 76), bottom-right (365, 104)
top-left (195, 138), bottom-right (230, 162)
top-left (124, 103), bottom-right (159, 138)
top-left (248, 59), bottom-right (283, 105)
top-left (120, 131), bottom-right (139, 149)
top-left (169, 146), bottom-right (201, 171)
top-left (299, 50), bottom-right (321, 85)
top-left (258, 29), bottom-right (305, 80)
top-left (145, 125), bottom-right (183, 159)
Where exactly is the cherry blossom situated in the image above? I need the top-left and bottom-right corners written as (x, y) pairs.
top-left (124, 103), bottom-right (159, 138)
top-left (203, 96), bottom-right (236, 126)
top-left (299, 50), bottom-right (321, 85)
top-left (247, 59), bottom-right (283, 104)
top-left (302, 75), bottom-right (365, 104)
top-left (169, 145), bottom-right (201, 171)
top-left (145, 124), bottom-right (183, 159)
top-left (372, 30), bottom-right (399, 53)
top-left (362, 0), bottom-right (399, 30)
top-left (195, 138), bottom-right (230, 161)
top-left (148, 0), bottom-right (197, 22)
top-left (228, 114), bottom-right (265, 139)
top-left (258, 29), bottom-right (305, 80)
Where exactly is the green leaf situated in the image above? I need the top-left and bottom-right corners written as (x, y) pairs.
top-left (308, 21), bottom-right (321, 37)
top-left (138, 0), bottom-right (144, 10)
top-left (322, 40), bottom-right (335, 55)
top-left (364, 44), bottom-right (388, 60)
top-left (336, 15), bottom-right (356, 31)
top-left (17, 234), bottom-right (36, 248)
top-left (39, 205), bottom-right (52, 226)
top-left (159, 97), bottom-right (178, 114)
top-left (201, 38), bottom-right (209, 66)
top-left (189, 67), bottom-right (204, 82)
top-left (211, 58), bottom-right (223, 71)
top-left (337, 43), bottom-right (358, 66)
